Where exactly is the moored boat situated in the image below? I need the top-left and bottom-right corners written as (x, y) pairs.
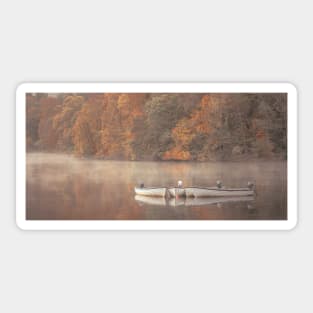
top-left (135, 195), bottom-right (167, 205)
top-left (184, 196), bottom-right (254, 206)
top-left (184, 187), bottom-right (254, 198)
top-left (134, 181), bottom-right (255, 198)
top-left (134, 186), bottom-right (167, 197)
top-left (135, 194), bottom-right (254, 207)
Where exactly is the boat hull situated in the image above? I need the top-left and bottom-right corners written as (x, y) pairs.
top-left (168, 188), bottom-right (186, 198)
top-left (185, 187), bottom-right (254, 197)
top-left (185, 196), bottom-right (254, 206)
top-left (135, 195), bottom-right (167, 206)
top-left (134, 186), bottom-right (255, 198)
top-left (135, 195), bottom-right (254, 207)
top-left (134, 187), bottom-right (167, 197)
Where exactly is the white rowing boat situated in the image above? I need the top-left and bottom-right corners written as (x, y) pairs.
top-left (184, 196), bottom-right (254, 206)
top-left (135, 195), bottom-right (167, 206)
top-left (134, 181), bottom-right (255, 198)
top-left (184, 187), bottom-right (254, 198)
top-left (135, 195), bottom-right (254, 207)
top-left (134, 187), bottom-right (167, 197)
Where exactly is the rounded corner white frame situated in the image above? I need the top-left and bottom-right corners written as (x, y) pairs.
top-left (16, 82), bottom-right (298, 230)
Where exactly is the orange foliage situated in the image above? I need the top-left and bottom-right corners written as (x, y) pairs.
top-left (72, 114), bottom-right (96, 156)
top-left (193, 95), bottom-right (214, 133)
top-left (96, 93), bottom-right (146, 159)
top-left (26, 93), bottom-right (286, 161)
top-left (163, 147), bottom-right (191, 161)
top-left (162, 95), bottom-right (215, 160)
top-left (53, 95), bottom-right (84, 150)
top-left (72, 95), bottom-right (105, 156)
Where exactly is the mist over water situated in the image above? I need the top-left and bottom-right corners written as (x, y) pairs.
top-left (26, 153), bottom-right (287, 220)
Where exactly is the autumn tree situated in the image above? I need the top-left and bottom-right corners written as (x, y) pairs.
top-left (164, 94), bottom-right (220, 160)
top-left (72, 95), bottom-right (105, 156)
top-left (37, 95), bottom-right (62, 150)
top-left (52, 95), bottom-right (85, 151)
top-left (137, 94), bottom-right (196, 160)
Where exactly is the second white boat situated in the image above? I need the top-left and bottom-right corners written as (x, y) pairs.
top-left (185, 187), bottom-right (254, 197)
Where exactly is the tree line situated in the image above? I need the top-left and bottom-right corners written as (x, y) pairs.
top-left (26, 92), bottom-right (287, 161)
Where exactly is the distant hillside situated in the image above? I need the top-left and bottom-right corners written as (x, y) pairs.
top-left (26, 93), bottom-right (287, 161)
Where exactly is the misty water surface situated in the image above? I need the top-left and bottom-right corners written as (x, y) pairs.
top-left (26, 153), bottom-right (287, 220)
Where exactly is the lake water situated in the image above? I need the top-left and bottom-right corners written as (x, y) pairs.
top-left (26, 153), bottom-right (287, 220)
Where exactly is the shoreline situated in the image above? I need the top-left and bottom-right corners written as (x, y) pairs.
top-left (26, 151), bottom-right (287, 163)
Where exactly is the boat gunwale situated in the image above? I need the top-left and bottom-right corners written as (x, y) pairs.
top-left (136, 187), bottom-right (253, 192)
top-left (134, 187), bottom-right (167, 190)
top-left (184, 186), bottom-right (253, 192)
top-left (135, 186), bottom-right (253, 191)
